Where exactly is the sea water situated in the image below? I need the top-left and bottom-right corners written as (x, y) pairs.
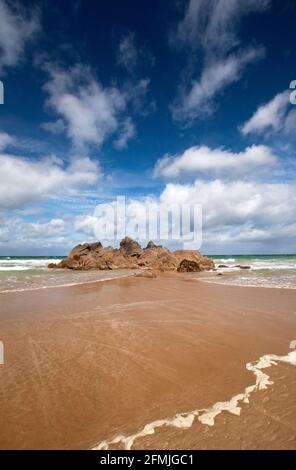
top-left (1, 255), bottom-right (296, 292)
top-left (204, 254), bottom-right (296, 289)
top-left (0, 256), bottom-right (133, 293)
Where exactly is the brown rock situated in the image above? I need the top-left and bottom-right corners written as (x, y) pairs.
top-left (146, 240), bottom-right (161, 249)
top-left (50, 237), bottom-right (215, 273)
top-left (177, 259), bottom-right (201, 273)
top-left (48, 263), bottom-right (58, 268)
top-left (120, 237), bottom-right (142, 257)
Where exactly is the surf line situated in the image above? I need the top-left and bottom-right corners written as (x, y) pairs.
top-left (92, 340), bottom-right (296, 450)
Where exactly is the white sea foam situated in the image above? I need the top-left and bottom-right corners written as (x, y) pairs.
top-left (214, 258), bottom-right (296, 272)
top-left (201, 276), bottom-right (296, 290)
top-left (0, 258), bottom-right (57, 271)
top-left (92, 340), bottom-right (296, 450)
top-left (217, 258), bottom-right (236, 263)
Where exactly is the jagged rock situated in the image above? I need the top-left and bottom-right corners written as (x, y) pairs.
top-left (177, 259), bottom-right (201, 272)
top-left (50, 237), bottom-right (215, 273)
top-left (120, 237), bottom-right (142, 257)
top-left (69, 242), bottom-right (103, 259)
top-left (146, 240), bottom-right (160, 249)
top-left (218, 264), bottom-right (228, 268)
top-left (235, 265), bottom-right (251, 270)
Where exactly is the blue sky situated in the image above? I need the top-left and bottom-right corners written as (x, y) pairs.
top-left (0, 0), bottom-right (296, 255)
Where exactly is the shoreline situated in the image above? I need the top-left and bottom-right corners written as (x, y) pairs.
top-left (0, 270), bottom-right (136, 295)
top-left (0, 274), bottom-right (296, 449)
top-left (1, 267), bottom-right (296, 295)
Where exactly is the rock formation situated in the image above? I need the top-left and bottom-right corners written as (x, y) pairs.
top-left (177, 259), bottom-right (201, 273)
top-left (49, 237), bottom-right (214, 273)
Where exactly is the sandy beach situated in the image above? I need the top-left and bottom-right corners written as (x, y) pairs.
top-left (0, 273), bottom-right (295, 450)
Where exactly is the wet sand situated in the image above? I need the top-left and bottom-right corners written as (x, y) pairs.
top-left (0, 273), bottom-right (295, 449)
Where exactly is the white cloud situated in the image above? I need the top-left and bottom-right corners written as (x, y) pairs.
top-left (117, 32), bottom-right (155, 75)
top-left (0, 0), bottom-right (39, 72)
top-left (71, 178), bottom-right (296, 251)
top-left (0, 153), bottom-right (100, 208)
top-left (0, 131), bottom-right (14, 150)
top-left (40, 118), bottom-right (66, 135)
top-left (124, 77), bottom-right (154, 115)
top-left (174, 0), bottom-right (270, 56)
top-left (0, 215), bottom-right (75, 254)
top-left (171, 0), bottom-right (269, 124)
top-left (172, 47), bottom-right (264, 122)
top-left (159, 179), bottom-right (296, 248)
top-left (74, 214), bottom-right (99, 236)
top-left (43, 64), bottom-right (127, 151)
top-left (154, 144), bottom-right (277, 179)
top-left (22, 218), bottom-right (68, 238)
top-left (117, 32), bottom-right (138, 73)
top-left (42, 63), bottom-right (144, 150)
top-left (241, 90), bottom-right (296, 136)
top-left (114, 117), bottom-right (136, 149)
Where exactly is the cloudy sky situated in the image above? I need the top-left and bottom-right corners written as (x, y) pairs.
top-left (0, 0), bottom-right (296, 255)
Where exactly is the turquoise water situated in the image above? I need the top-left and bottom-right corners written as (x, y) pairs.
top-left (0, 255), bottom-right (296, 291)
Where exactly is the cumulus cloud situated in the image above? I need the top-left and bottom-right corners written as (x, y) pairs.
top-left (0, 215), bottom-right (75, 254)
top-left (160, 179), bottom-right (296, 248)
top-left (0, 0), bottom-right (39, 72)
top-left (172, 47), bottom-right (264, 122)
top-left (171, 0), bottom-right (269, 124)
top-left (161, 180), bottom-right (296, 252)
top-left (154, 144), bottom-right (277, 179)
top-left (43, 64), bottom-right (128, 151)
top-left (70, 177), bottom-right (296, 251)
top-left (42, 63), bottom-right (149, 150)
top-left (0, 153), bottom-right (100, 208)
top-left (240, 90), bottom-right (296, 136)
top-left (20, 218), bottom-right (68, 238)
top-left (160, 179), bottom-right (294, 226)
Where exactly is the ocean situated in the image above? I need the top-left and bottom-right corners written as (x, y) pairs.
top-left (0, 255), bottom-right (296, 293)
top-left (0, 256), bottom-right (133, 293)
top-left (203, 254), bottom-right (296, 289)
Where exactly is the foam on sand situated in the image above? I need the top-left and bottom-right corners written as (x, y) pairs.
top-left (92, 340), bottom-right (296, 450)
